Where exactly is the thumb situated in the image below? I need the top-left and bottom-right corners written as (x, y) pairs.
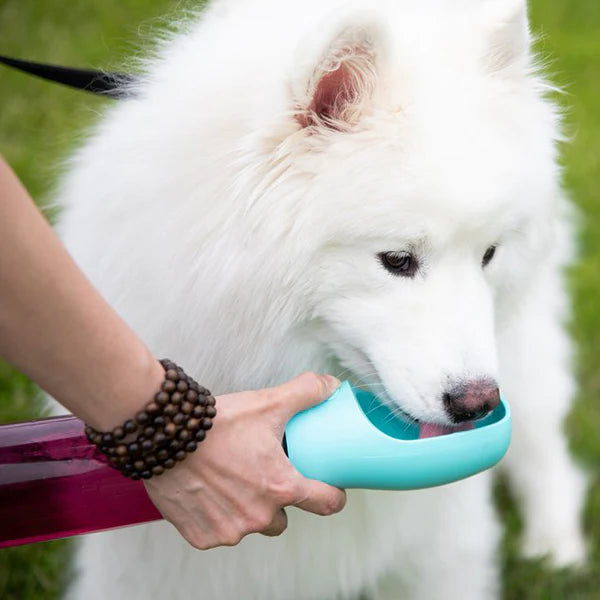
top-left (268, 371), bottom-right (341, 423)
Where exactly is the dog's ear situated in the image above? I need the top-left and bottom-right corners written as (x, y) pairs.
top-left (293, 21), bottom-right (385, 131)
top-left (482, 0), bottom-right (531, 74)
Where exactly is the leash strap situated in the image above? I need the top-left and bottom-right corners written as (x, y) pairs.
top-left (0, 54), bottom-right (136, 99)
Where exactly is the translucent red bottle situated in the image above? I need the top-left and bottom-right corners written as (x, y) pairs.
top-left (0, 415), bottom-right (161, 548)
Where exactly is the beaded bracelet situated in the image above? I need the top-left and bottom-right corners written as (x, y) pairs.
top-left (85, 359), bottom-right (216, 480)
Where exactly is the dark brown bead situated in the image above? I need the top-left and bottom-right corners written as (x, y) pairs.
top-left (196, 385), bottom-right (207, 395)
top-left (134, 459), bottom-right (145, 471)
top-left (174, 450), bottom-right (186, 461)
top-left (205, 405), bottom-right (217, 418)
top-left (186, 390), bottom-right (198, 403)
top-left (206, 396), bottom-right (216, 407)
top-left (196, 395), bottom-right (207, 407)
top-left (153, 432), bottom-right (167, 445)
top-left (141, 470), bottom-right (152, 480)
top-left (143, 426), bottom-right (156, 438)
top-left (202, 418), bottom-right (213, 430)
top-left (93, 433), bottom-right (103, 445)
top-left (152, 465), bottom-right (165, 476)
top-left (168, 440), bottom-right (181, 452)
top-left (121, 464), bottom-right (133, 475)
top-left (130, 472), bottom-right (141, 480)
top-left (164, 422), bottom-right (177, 437)
top-left (204, 389), bottom-right (211, 397)
top-left (186, 418), bottom-right (200, 431)
top-left (181, 401), bottom-right (193, 415)
top-left (166, 369), bottom-right (179, 381)
top-left (108, 456), bottom-right (120, 465)
top-left (85, 425), bottom-right (94, 436)
top-left (145, 456), bottom-right (158, 468)
top-left (128, 442), bottom-right (141, 456)
top-left (136, 411), bottom-right (150, 425)
top-left (153, 415), bottom-right (166, 427)
top-left (118, 456), bottom-right (129, 465)
top-left (162, 380), bottom-right (176, 393)
top-left (157, 449), bottom-right (169, 461)
top-left (146, 402), bottom-right (161, 416)
top-left (170, 391), bottom-right (183, 405)
top-left (177, 429), bottom-right (191, 442)
top-left (195, 429), bottom-right (206, 442)
top-left (141, 439), bottom-right (153, 452)
top-left (185, 441), bottom-right (197, 453)
top-left (163, 404), bottom-right (177, 417)
top-left (116, 445), bottom-right (128, 457)
top-left (124, 462), bottom-right (134, 471)
top-left (112, 426), bottom-right (125, 440)
top-left (155, 391), bottom-right (170, 406)
top-left (172, 412), bottom-right (185, 426)
top-left (124, 419), bottom-right (137, 434)
top-left (163, 458), bottom-right (175, 469)
top-left (192, 405), bottom-right (205, 418)
top-left (176, 380), bottom-right (188, 393)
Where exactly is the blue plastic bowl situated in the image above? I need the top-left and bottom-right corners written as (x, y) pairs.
top-left (285, 381), bottom-right (511, 490)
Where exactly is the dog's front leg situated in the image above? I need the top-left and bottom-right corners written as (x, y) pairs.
top-left (498, 255), bottom-right (588, 567)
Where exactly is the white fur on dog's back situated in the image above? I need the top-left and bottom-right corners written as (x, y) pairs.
top-left (55, 1), bottom-right (585, 598)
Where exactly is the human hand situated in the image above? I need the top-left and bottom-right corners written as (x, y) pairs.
top-left (143, 371), bottom-right (346, 549)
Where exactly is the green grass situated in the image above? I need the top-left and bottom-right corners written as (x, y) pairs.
top-left (0, 1), bottom-right (598, 598)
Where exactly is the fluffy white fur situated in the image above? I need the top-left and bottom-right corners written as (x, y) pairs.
top-left (53, 0), bottom-right (587, 597)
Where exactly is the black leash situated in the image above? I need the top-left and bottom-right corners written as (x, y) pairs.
top-left (0, 54), bottom-right (136, 99)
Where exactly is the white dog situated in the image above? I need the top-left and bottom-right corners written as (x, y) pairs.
top-left (54, 0), bottom-right (587, 598)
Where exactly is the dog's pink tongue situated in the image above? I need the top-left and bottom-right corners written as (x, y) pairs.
top-left (419, 422), bottom-right (474, 439)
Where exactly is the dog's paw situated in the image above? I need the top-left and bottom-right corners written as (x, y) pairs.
top-left (521, 529), bottom-right (587, 568)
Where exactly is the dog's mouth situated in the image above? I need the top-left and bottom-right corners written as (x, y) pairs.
top-left (418, 421), bottom-right (475, 439)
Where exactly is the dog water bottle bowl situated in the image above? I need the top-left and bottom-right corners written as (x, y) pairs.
top-left (285, 381), bottom-right (511, 490)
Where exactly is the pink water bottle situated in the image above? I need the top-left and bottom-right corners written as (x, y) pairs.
top-left (0, 415), bottom-right (162, 548)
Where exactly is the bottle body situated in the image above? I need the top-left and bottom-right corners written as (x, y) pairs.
top-left (0, 415), bottom-right (161, 548)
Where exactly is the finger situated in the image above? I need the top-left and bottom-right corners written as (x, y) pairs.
top-left (292, 478), bottom-right (347, 516)
top-left (267, 371), bottom-right (341, 422)
top-left (260, 508), bottom-right (288, 537)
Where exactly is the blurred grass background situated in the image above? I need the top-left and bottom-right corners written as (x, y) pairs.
top-left (0, 1), bottom-right (598, 598)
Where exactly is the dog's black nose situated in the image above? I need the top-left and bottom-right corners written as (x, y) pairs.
top-left (443, 379), bottom-right (500, 423)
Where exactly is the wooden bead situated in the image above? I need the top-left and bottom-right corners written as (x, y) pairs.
top-left (134, 460), bottom-right (145, 471)
top-left (168, 440), bottom-right (181, 452)
top-left (153, 415), bottom-right (166, 427)
top-left (186, 418), bottom-right (200, 431)
top-left (181, 401), bottom-right (193, 415)
top-left (166, 369), bottom-right (179, 381)
top-left (185, 441), bottom-right (197, 453)
top-left (141, 470), bottom-right (152, 480)
top-left (177, 380), bottom-right (188, 393)
top-left (146, 402), bottom-right (161, 416)
top-left (178, 429), bottom-right (191, 442)
top-left (164, 422), bottom-right (177, 437)
top-left (130, 472), bottom-right (141, 480)
top-left (186, 390), bottom-right (198, 402)
top-left (194, 429), bottom-right (206, 442)
top-left (112, 426), bottom-right (125, 440)
top-left (163, 458), bottom-right (175, 469)
top-left (116, 445), bottom-right (128, 457)
top-left (153, 432), bottom-right (167, 445)
top-left (202, 418), bottom-right (213, 430)
top-left (143, 426), bottom-right (156, 438)
top-left (102, 432), bottom-right (114, 446)
top-left (141, 439), bottom-right (153, 452)
top-left (152, 466), bottom-right (165, 476)
top-left (196, 395), bottom-right (208, 407)
top-left (128, 442), bottom-right (141, 456)
top-left (170, 391), bottom-right (183, 405)
top-left (192, 405), bottom-right (205, 418)
top-left (136, 411), bottom-right (150, 425)
top-left (157, 449), bottom-right (169, 461)
top-left (163, 404), bottom-right (177, 417)
top-left (155, 391), bottom-right (169, 406)
top-left (145, 456), bottom-right (158, 468)
top-left (172, 413), bottom-right (185, 426)
top-left (205, 405), bottom-right (217, 418)
top-left (124, 419), bottom-right (137, 434)
top-left (206, 396), bottom-right (216, 407)
top-left (162, 380), bottom-right (176, 393)
top-left (174, 450), bottom-right (186, 461)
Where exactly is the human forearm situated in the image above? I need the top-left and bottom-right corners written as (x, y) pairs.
top-left (0, 157), bottom-right (163, 430)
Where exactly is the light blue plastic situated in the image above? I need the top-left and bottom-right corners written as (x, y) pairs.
top-left (285, 381), bottom-right (511, 490)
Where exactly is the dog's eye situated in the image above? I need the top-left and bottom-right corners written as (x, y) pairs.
top-left (378, 251), bottom-right (418, 278)
top-left (482, 245), bottom-right (496, 267)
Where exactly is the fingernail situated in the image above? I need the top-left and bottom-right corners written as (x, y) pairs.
top-left (320, 374), bottom-right (341, 394)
